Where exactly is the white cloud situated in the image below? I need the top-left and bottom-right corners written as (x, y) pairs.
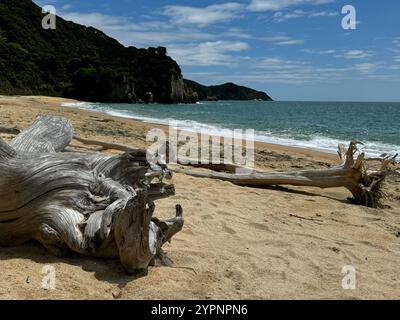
top-left (162, 1), bottom-right (338, 26)
top-left (263, 35), bottom-right (304, 45)
top-left (393, 39), bottom-right (400, 47)
top-left (59, 6), bottom-right (256, 50)
top-left (246, 56), bottom-right (349, 84)
top-left (245, 56), bottom-right (390, 84)
top-left (185, 56), bottom-right (396, 86)
top-left (310, 10), bottom-right (338, 17)
top-left (168, 41), bottom-right (250, 66)
top-left (163, 3), bottom-right (245, 27)
top-left (33, 0), bottom-right (58, 6)
top-left (354, 63), bottom-right (378, 73)
top-left (302, 49), bottom-right (336, 54)
top-left (60, 12), bottom-right (131, 29)
top-left (272, 9), bottom-right (337, 22)
top-left (335, 50), bottom-right (374, 59)
top-left (258, 57), bottom-right (307, 70)
top-left (276, 39), bottom-right (305, 45)
top-left (59, 11), bottom-right (221, 47)
top-left (386, 65), bottom-right (400, 71)
top-left (263, 35), bottom-right (292, 42)
top-left (272, 10), bottom-right (306, 21)
top-left (223, 28), bottom-right (254, 39)
top-left (248, 0), bottom-right (335, 12)
top-left (111, 30), bottom-right (217, 48)
top-left (365, 74), bottom-right (397, 80)
top-left (389, 55), bottom-right (400, 71)
top-left (61, 4), bottom-right (72, 10)
top-left (57, 7), bottom-right (276, 68)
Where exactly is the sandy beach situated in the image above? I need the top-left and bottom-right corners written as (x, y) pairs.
top-left (0, 95), bottom-right (399, 300)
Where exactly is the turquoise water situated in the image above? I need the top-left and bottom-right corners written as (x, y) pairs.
top-left (63, 100), bottom-right (400, 157)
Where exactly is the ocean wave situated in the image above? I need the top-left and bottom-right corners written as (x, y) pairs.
top-left (62, 102), bottom-right (95, 108)
top-left (61, 102), bottom-right (400, 158)
top-left (253, 133), bottom-right (399, 157)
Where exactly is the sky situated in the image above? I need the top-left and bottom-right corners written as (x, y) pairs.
top-left (34, 0), bottom-right (400, 101)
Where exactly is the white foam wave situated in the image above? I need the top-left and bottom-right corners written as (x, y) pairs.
top-left (62, 102), bottom-right (94, 108)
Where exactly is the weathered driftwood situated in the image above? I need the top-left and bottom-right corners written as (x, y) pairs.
top-left (173, 142), bottom-right (396, 208)
top-left (0, 115), bottom-right (183, 274)
top-left (73, 135), bottom-right (144, 153)
top-left (72, 136), bottom-right (241, 173)
top-left (68, 134), bottom-right (396, 208)
top-left (10, 116), bottom-right (73, 153)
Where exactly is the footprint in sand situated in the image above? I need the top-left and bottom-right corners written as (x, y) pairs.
top-left (209, 202), bottom-right (219, 208)
top-left (222, 222), bottom-right (237, 235)
top-left (216, 210), bottom-right (240, 219)
top-left (247, 222), bottom-right (271, 232)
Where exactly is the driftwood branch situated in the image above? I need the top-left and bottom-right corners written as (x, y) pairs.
top-left (0, 126), bottom-right (20, 135)
top-left (0, 115), bottom-right (183, 274)
top-left (173, 142), bottom-right (396, 208)
top-left (73, 135), bottom-right (145, 153)
top-left (71, 134), bottom-right (396, 208)
top-left (72, 136), bottom-right (241, 173)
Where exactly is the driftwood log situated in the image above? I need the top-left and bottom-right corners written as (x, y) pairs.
top-left (45, 129), bottom-right (397, 208)
top-left (173, 142), bottom-right (397, 208)
top-left (67, 134), bottom-right (396, 208)
top-left (0, 116), bottom-right (183, 274)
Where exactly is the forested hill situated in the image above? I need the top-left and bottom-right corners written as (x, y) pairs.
top-left (0, 0), bottom-right (194, 103)
top-left (184, 80), bottom-right (273, 101)
top-left (0, 0), bottom-right (272, 103)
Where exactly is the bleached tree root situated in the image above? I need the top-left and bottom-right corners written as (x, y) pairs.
top-left (0, 115), bottom-right (183, 274)
top-left (173, 142), bottom-right (397, 208)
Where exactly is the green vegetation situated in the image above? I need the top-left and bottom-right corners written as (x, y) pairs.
top-left (0, 0), bottom-right (185, 103)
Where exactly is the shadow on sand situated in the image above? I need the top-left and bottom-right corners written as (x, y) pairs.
top-left (0, 242), bottom-right (144, 289)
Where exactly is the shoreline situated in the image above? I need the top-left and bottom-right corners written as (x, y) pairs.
top-left (58, 98), bottom-right (339, 163)
top-left (59, 99), bottom-right (399, 160)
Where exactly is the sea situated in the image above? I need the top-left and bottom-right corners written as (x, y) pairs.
top-left (62, 100), bottom-right (400, 158)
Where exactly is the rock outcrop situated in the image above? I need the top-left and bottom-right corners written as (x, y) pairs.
top-left (170, 76), bottom-right (199, 104)
top-left (170, 76), bottom-right (187, 103)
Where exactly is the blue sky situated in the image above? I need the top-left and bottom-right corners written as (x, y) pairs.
top-left (34, 0), bottom-right (400, 101)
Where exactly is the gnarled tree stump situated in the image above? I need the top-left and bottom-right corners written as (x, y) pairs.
top-left (0, 115), bottom-right (183, 274)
